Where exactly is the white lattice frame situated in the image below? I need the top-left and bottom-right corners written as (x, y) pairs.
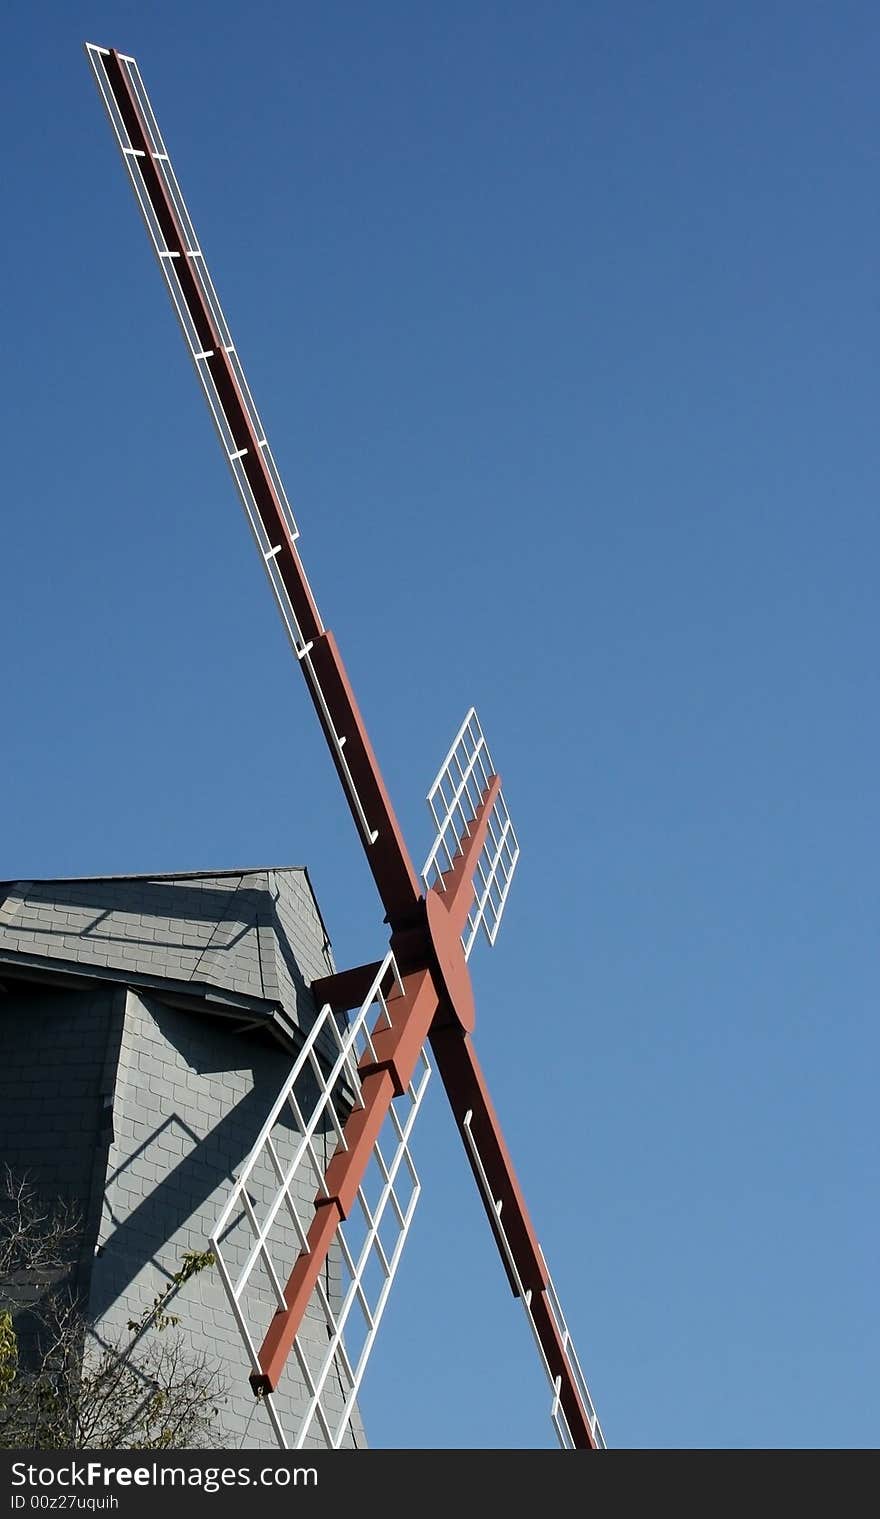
top-left (422, 707), bottom-right (520, 959)
top-left (210, 951), bottom-right (430, 1449)
top-left (461, 1111), bottom-right (606, 1450)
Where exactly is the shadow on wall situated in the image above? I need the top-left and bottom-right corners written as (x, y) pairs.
top-left (88, 996), bottom-right (325, 1323)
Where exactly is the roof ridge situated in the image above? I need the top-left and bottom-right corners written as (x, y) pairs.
top-left (1, 867), bottom-right (308, 885)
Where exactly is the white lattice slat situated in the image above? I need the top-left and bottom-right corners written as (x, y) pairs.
top-left (209, 951), bottom-right (430, 1448)
top-left (422, 707), bottom-right (520, 959)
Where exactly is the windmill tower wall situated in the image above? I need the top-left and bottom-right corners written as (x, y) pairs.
top-left (0, 870), bottom-right (367, 1450)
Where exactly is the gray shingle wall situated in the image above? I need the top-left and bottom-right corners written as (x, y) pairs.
top-left (271, 871), bottom-right (333, 989)
top-left (0, 983), bottom-right (120, 1330)
top-left (91, 990), bottom-right (366, 1449)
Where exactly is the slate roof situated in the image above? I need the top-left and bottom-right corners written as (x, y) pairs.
top-left (0, 868), bottom-right (336, 1053)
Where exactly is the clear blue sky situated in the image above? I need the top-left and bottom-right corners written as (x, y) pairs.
top-left (2, 2), bottom-right (877, 1449)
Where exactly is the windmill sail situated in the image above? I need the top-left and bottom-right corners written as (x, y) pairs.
top-left (422, 707), bottom-right (520, 960)
top-left (85, 42), bottom-right (417, 887)
top-left (210, 953), bottom-right (430, 1449)
top-left (86, 41), bottom-right (606, 1449)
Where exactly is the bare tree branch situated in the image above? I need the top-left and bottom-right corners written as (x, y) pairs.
top-left (0, 1171), bottom-right (227, 1449)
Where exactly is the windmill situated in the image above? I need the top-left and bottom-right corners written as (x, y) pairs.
top-left (85, 41), bottom-right (606, 1452)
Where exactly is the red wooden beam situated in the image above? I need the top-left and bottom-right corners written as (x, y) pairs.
top-left (253, 969), bottom-right (438, 1395)
top-left (429, 1024), bottom-right (600, 1448)
top-left (99, 49), bottom-right (422, 928)
top-left (435, 773), bottom-right (502, 940)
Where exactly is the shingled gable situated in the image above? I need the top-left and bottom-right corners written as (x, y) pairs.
top-left (0, 867), bottom-right (335, 1054)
